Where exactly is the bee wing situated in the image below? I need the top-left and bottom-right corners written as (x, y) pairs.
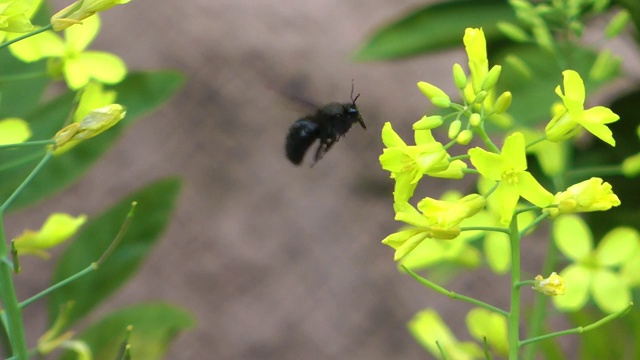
top-left (285, 118), bottom-right (320, 165)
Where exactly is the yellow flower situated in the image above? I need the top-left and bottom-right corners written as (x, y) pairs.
top-left (545, 70), bottom-right (619, 146)
top-left (546, 177), bottom-right (620, 217)
top-left (0, 0), bottom-right (41, 39)
top-left (379, 122), bottom-right (451, 202)
top-left (9, 14), bottom-right (127, 89)
top-left (13, 213), bottom-right (87, 258)
top-left (468, 132), bottom-right (554, 224)
top-left (533, 272), bottom-right (566, 296)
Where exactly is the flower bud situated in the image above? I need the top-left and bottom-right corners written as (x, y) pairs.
top-left (456, 129), bottom-right (473, 145)
top-left (413, 115), bottom-right (443, 130)
top-left (589, 50), bottom-right (620, 82)
top-left (497, 22), bottom-right (530, 42)
top-left (448, 120), bottom-right (461, 139)
top-left (472, 90), bottom-right (488, 104)
top-left (417, 81), bottom-right (451, 108)
top-left (452, 63), bottom-right (467, 90)
top-left (622, 153), bottom-right (640, 178)
top-left (494, 91), bottom-right (512, 114)
top-left (51, 0), bottom-right (131, 31)
top-left (605, 10), bottom-right (630, 39)
top-left (481, 65), bottom-right (502, 91)
top-left (469, 113), bottom-right (482, 127)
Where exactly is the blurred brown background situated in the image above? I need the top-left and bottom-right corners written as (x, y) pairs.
top-left (11, 0), bottom-right (633, 359)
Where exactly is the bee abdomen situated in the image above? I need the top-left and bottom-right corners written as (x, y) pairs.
top-left (285, 118), bottom-right (320, 165)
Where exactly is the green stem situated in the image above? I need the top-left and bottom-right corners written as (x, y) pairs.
top-left (0, 71), bottom-right (48, 83)
top-left (0, 152), bottom-right (52, 359)
top-left (97, 202), bottom-right (136, 266)
top-left (19, 264), bottom-right (96, 309)
top-left (518, 212), bottom-right (550, 238)
top-left (522, 226), bottom-right (561, 360)
top-left (474, 121), bottom-right (500, 153)
top-left (525, 136), bottom-right (546, 149)
top-left (0, 152), bottom-right (52, 213)
top-left (0, 24), bottom-right (53, 50)
top-left (0, 216), bottom-right (28, 359)
top-left (402, 265), bottom-right (509, 317)
top-left (460, 226), bottom-right (510, 234)
top-left (514, 280), bottom-right (535, 288)
top-left (0, 140), bottom-right (55, 151)
top-left (508, 216), bottom-right (521, 360)
top-left (520, 303), bottom-right (633, 347)
top-left (20, 201), bottom-right (137, 309)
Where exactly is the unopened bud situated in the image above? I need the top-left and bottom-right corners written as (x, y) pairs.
top-left (456, 129), bottom-right (473, 145)
top-left (448, 120), bottom-right (461, 139)
top-left (481, 65), bottom-right (502, 90)
top-left (469, 113), bottom-right (482, 127)
top-left (417, 81), bottom-right (451, 108)
top-left (452, 63), bottom-right (467, 90)
top-left (413, 115), bottom-right (443, 130)
top-left (473, 90), bottom-right (488, 104)
top-left (494, 91), bottom-right (512, 114)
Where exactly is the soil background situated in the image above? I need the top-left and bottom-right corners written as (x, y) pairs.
top-left (7, 1), bottom-right (638, 359)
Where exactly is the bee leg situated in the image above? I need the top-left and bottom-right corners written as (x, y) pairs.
top-left (311, 137), bottom-right (336, 167)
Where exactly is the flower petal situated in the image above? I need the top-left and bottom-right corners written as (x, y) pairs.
top-left (595, 227), bottom-right (640, 267)
top-left (580, 107), bottom-right (618, 146)
top-left (517, 171), bottom-right (554, 207)
top-left (468, 147), bottom-right (503, 180)
top-left (8, 30), bottom-right (64, 62)
top-left (502, 132), bottom-right (527, 171)
top-left (381, 122), bottom-right (406, 148)
top-left (76, 51), bottom-right (127, 84)
top-left (553, 264), bottom-right (591, 311)
top-left (495, 182), bottom-right (519, 224)
top-left (561, 70), bottom-right (585, 112)
top-left (591, 269), bottom-right (631, 313)
top-left (65, 14), bottom-right (100, 52)
top-left (553, 214), bottom-right (592, 261)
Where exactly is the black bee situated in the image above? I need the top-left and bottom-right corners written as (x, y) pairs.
top-left (285, 85), bottom-right (366, 166)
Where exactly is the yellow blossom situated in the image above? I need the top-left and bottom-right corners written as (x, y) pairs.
top-left (533, 272), bottom-right (566, 296)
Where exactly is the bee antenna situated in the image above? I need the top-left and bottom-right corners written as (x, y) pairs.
top-left (350, 79), bottom-right (360, 104)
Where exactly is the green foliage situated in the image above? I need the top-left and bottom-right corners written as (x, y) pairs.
top-left (0, 2), bottom-right (191, 358)
top-left (48, 178), bottom-right (183, 327)
top-left (354, 0), bottom-right (517, 61)
top-left (59, 303), bottom-right (195, 360)
top-left (0, 71), bottom-right (185, 212)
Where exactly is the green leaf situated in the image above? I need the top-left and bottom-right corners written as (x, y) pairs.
top-left (354, 0), bottom-right (516, 61)
top-left (0, 4), bottom-right (51, 118)
top-left (48, 178), bottom-right (182, 327)
top-left (59, 303), bottom-right (195, 360)
top-left (0, 71), bottom-right (185, 211)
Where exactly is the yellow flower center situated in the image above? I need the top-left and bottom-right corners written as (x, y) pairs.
top-left (502, 169), bottom-right (519, 184)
